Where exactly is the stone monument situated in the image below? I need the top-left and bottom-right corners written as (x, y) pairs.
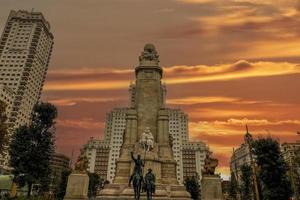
top-left (98, 44), bottom-right (191, 199)
top-left (201, 153), bottom-right (223, 200)
top-left (64, 149), bottom-right (90, 200)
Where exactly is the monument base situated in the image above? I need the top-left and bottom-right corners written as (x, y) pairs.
top-left (201, 175), bottom-right (222, 200)
top-left (64, 173), bottom-right (89, 200)
top-left (97, 183), bottom-right (191, 200)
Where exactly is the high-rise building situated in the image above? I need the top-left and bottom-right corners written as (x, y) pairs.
top-left (50, 152), bottom-right (70, 187)
top-left (230, 129), bottom-right (252, 185)
top-left (182, 142), bottom-right (208, 182)
top-left (281, 141), bottom-right (300, 199)
top-left (84, 137), bottom-right (110, 180)
top-left (0, 10), bottom-right (53, 128)
top-left (84, 107), bottom-right (208, 183)
top-left (0, 10), bottom-right (54, 172)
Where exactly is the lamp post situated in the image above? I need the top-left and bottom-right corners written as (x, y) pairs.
top-left (245, 125), bottom-right (260, 200)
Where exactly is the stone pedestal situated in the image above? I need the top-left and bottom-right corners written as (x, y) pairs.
top-left (98, 184), bottom-right (191, 200)
top-left (64, 173), bottom-right (89, 200)
top-left (201, 175), bottom-right (223, 200)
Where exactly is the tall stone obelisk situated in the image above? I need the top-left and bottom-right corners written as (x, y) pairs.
top-left (98, 44), bottom-right (190, 199)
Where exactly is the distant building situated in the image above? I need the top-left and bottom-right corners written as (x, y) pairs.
top-left (281, 140), bottom-right (300, 199)
top-left (83, 107), bottom-right (208, 184)
top-left (84, 138), bottom-right (110, 180)
top-left (50, 153), bottom-right (70, 185)
top-left (230, 128), bottom-right (252, 185)
top-left (182, 142), bottom-right (208, 182)
top-left (0, 10), bottom-right (54, 172)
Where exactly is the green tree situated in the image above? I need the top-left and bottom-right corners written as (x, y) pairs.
top-left (252, 137), bottom-right (292, 200)
top-left (229, 171), bottom-right (238, 200)
top-left (0, 100), bottom-right (8, 153)
top-left (9, 102), bottom-right (57, 197)
top-left (184, 175), bottom-right (201, 200)
top-left (88, 172), bottom-right (102, 198)
top-left (240, 164), bottom-right (252, 200)
top-left (56, 169), bottom-right (71, 200)
top-left (293, 146), bottom-right (300, 199)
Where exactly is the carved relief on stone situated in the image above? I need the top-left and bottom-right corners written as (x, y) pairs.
top-left (139, 127), bottom-right (155, 152)
top-left (74, 148), bottom-right (89, 173)
top-left (139, 43), bottom-right (159, 65)
top-left (202, 152), bottom-right (219, 175)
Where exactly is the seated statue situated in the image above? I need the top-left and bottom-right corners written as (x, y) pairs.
top-left (202, 153), bottom-right (219, 175)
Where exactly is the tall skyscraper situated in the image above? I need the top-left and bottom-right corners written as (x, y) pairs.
top-left (0, 10), bottom-right (54, 172)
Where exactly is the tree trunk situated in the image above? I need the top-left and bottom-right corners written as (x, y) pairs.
top-left (27, 182), bottom-right (32, 197)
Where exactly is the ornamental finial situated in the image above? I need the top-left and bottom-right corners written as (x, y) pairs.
top-left (139, 43), bottom-right (160, 66)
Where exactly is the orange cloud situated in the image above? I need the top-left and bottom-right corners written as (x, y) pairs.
top-left (167, 96), bottom-right (239, 105)
top-left (43, 61), bottom-right (300, 91)
top-left (49, 97), bottom-right (124, 106)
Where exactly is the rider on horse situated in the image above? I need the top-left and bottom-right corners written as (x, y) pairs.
top-left (129, 151), bottom-right (144, 187)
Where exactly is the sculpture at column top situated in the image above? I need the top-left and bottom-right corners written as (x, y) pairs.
top-left (139, 127), bottom-right (154, 152)
top-left (139, 43), bottom-right (160, 66)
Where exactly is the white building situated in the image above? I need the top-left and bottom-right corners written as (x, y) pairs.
top-left (0, 10), bottom-right (53, 128)
top-left (84, 106), bottom-right (208, 183)
top-left (0, 10), bottom-right (53, 172)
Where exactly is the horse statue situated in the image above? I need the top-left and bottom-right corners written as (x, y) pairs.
top-left (132, 171), bottom-right (144, 200)
top-left (129, 152), bottom-right (144, 200)
top-left (144, 168), bottom-right (156, 200)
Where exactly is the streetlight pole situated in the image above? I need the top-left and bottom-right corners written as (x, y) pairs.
top-left (245, 125), bottom-right (260, 200)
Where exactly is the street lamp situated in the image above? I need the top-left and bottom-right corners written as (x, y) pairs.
top-left (245, 125), bottom-right (260, 200)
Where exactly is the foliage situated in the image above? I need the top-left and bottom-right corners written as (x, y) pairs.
top-left (56, 169), bottom-right (71, 200)
top-left (88, 172), bottom-right (103, 198)
top-left (229, 171), bottom-right (238, 200)
top-left (293, 145), bottom-right (300, 198)
top-left (252, 137), bottom-right (292, 200)
top-left (184, 175), bottom-right (201, 200)
top-left (240, 164), bottom-right (253, 200)
top-left (0, 100), bottom-right (8, 153)
top-left (9, 102), bottom-right (57, 197)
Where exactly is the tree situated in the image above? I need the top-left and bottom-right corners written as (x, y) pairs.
top-left (184, 175), bottom-right (201, 200)
top-left (240, 164), bottom-right (252, 200)
top-left (9, 102), bottom-right (57, 197)
top-left (88, 172), bottom-right (102, 198)
top-left (56, 169), bottom-right (71, 200)
top-left (293, 146), bottom-right (300, 199)
top-left (229, 171), bottom-right (238, 200)
top-left (252, 137), bottom-right (292, 200)
top-left (0, 100), bottom-right (8, 154)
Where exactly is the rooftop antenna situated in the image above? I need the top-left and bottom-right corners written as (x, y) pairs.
top-left (246, 124), bottom-right (249, 133)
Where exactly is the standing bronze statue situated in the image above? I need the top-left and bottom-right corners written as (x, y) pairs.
top-left (144, 168), bottom-right (156, 200)
top-left (129, 152), bottom-right (144, 200)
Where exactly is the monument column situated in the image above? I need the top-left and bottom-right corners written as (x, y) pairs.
top-left (134, 43), bottom-right (163, 142)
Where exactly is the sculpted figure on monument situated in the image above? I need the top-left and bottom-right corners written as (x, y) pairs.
top-left (129, 152), bottom-right (144, 200)
top-left (74, 149), bottom-right (89, 173)
top-left (144, 168), bottom-right (156, 200)
top-left (140, 127), bottom-right (154, 152)
top-left (139, 43), bottom-right (159, 65)
top-left (202, 153), bottom-right (219, 175)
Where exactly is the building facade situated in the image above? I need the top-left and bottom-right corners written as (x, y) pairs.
top-left (84, 106), bottom-right (208, 183)
top-left (281, 141), bottom-right (300, 199)
top-left (0, 10), bottom-right (53, 172)
top-left (49, 153), bottom-right (70, 190)
top-left (84, 137), bottom-right (110, 181)
top-left (182, 142), bottom-right (208, 182)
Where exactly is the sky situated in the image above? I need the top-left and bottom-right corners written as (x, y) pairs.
top-left (1, 0), bottom-right (300, 178)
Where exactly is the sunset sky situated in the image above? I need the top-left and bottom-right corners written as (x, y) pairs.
top-left (1, 0), bottom-right (300, 178)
